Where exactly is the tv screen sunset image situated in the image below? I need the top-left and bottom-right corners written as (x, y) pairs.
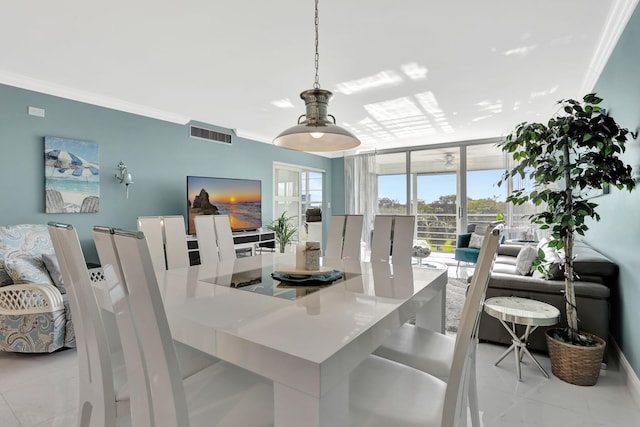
top-left (187, 176), bottom-right (262, 233)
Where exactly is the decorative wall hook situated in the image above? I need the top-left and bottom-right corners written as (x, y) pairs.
top-left (115, 161), bottom-right (134, 198)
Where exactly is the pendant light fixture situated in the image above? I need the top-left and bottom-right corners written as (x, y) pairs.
top-left (273, 0), bottom-right (361, 152)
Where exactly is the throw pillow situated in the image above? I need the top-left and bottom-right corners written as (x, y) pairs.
top-left (468, 232), bottom-right (484, 249)
top-left (41, 253), bottom-right (66, 294)
top-left (515, 245), bottom-right (537, 275)
top-left (4, 255), bottom-right (54, 285)
top-left (0, 224), bottom-right (55, 286)
top-left (531, 242), bottom-right (564, 280)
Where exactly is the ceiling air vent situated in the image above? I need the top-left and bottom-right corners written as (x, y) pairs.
top-left (189, 125), bottom-right (232, 144)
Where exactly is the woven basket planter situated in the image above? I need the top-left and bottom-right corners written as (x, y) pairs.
top-left (545, 328), bottom-right (606, 386)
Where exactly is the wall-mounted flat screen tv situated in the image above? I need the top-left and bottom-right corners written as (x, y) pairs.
top-left (187, 176), bottom-right (262, 234)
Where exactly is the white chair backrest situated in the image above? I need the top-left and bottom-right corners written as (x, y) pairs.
top-left (324, 215), bottom-right (346, 259)
top-left (371, 215), bottom-right (416, 263)
top-left (137, 216), bottom-right (166, 271)
top-left (93, 226), bottom-right (154, 426)
top-left (194, 215), bottom-right (219, 265)
top-left (443, 224), bottom-right (502, 426)
top-left (390, 215), bottom-right (415, 263)
top-left (96, 227), bottom-right (189, 427)
top-left (325, 215), bottom-right (364, 260)
top-left (370, 215), bottom-right (393, 262)
top-left (163, 216), bottom-right (190, 269)
top-left (342, 215), bottom-right (364, 260)
top-left (48, 222), bottom-right (117, 427)
top-left (213, 215), bottom-right (236, 261)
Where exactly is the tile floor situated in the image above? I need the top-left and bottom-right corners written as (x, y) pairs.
top-left (1, 341), bottom-right (639, 426)
top-left (2, 255), bottom-right (639, 426)
top-left (474, 343), bottom-right (640, 427)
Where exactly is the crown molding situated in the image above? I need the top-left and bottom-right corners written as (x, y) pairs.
top-left (0, 70), bottom-right (190, 125)
top-left (580, 0), bottom-right (640, 94)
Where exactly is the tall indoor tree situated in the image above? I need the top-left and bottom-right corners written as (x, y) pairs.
top-left (498, 93), bottom-right (636, 344)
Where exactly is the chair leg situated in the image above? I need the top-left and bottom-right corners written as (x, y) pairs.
top-left (469, 351), bottom-right (480, 427)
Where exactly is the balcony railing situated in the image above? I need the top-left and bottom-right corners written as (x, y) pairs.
top-left (378, 211), bottom-right (541, 252)
top-left (416, 214), bottom-right (496, 252)
top-left (415, 213), bottom-right (528, 252)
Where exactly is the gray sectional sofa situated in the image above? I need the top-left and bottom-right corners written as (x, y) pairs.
top-left (479, 239), bottom-right (617, 358)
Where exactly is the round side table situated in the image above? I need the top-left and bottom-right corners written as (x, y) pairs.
top-left (484, 296), bottom-right (560, 380)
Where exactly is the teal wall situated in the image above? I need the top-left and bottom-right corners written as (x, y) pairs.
top-left (0, 83), bottom-right (336, 263)
top-left (590, 6), bottom-right (640, 377)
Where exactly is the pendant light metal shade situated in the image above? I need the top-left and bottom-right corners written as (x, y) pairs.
top-left (273, 0), bottom-right (361, 152)
top-left (273, 88), bottom-right (360, 152)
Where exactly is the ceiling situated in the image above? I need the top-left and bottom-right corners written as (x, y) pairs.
top-left (1, 1), bottom-right (637, 158)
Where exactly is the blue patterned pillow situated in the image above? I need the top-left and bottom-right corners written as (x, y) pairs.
top-left (5, 256), bottom-right (54, 285)
top-left (0, 224), bottom-right (54, 286)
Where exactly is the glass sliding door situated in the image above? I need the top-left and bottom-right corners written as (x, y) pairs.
top-left (273, 165), bottom-right (301, 246)
top-left (301, 170), bottom-right (324, 243)
top-left (273, 163), bottom-right (325, 249)
top-left (376, 152), bottom-right (408, 214)
top-left (465, 143), bottom-right (506, 232)
top-left (371, 140), bottom-right (510, 255)
top-left (371, 140), bottom-right (509, 254)
top-left (301, 171), bottom-right (323, 214)
top-left (410, 148), bottom-right (459, 252)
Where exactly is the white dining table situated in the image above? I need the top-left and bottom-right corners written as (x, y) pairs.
top-left (156, 253), bottom-right (448, 427)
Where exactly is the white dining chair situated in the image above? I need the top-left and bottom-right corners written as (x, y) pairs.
top-left (97, 227), bottom-right (273, 427)
top-left (349, 224), bottom-right (503, 426)
top-left (390, 215), bottom-right (415, 263)
top-left (342, 214), bottom-right (364, 260)
top-left (324, 214), bottom-right (346, 259)
top-left (163, 215), bottom-right (191, 269)
top-left (49, 222), bottom-right (221, 427)
top-left (48, 222), bottom-right (128, 427)
top-left (324, 214), bottom-right (364, 260)
top-left (193, 215), bottom-right (219, 265)
top-left (94, 225), bottom-right (218, 371)
top-left (213, 214), bottom-right (237, 261)
top-left (370, 215), bottom-right (415, 263)
top-left (136, 216), bottom-right (166, 271)
top-left (373, 224), bottom-right (503, 427)
top-left (370, 215), bottom-right (393, 262)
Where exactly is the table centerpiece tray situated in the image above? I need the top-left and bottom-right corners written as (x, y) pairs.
top-left (274, 265), bottom-right (333, 277)
top-left (272, 267), bottom-right (343, 285)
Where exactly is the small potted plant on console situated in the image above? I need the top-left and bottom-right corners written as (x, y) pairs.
top-left (266, 211), bottom-right (298, 253)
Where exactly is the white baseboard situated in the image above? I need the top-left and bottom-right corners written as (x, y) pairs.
top-left (611, 339), bottom-right (640, 408)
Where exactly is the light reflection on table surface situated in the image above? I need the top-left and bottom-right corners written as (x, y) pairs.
top-left (170, 254), bottom-right (441, 299)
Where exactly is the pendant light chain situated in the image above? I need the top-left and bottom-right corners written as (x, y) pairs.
top-left (272, 0), bottom-right (360, 151)
top-left (313, 0), bottom-right (320, 89)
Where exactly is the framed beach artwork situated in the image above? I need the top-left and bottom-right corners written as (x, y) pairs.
top-left (44, 136), bottom-right (100, 213)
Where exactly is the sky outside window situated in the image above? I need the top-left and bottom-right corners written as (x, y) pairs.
top-left (379, 170), bottom-right (503, 204)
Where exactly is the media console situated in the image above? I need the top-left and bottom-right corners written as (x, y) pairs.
top-left (187, 230), bottom-right (275, 265)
